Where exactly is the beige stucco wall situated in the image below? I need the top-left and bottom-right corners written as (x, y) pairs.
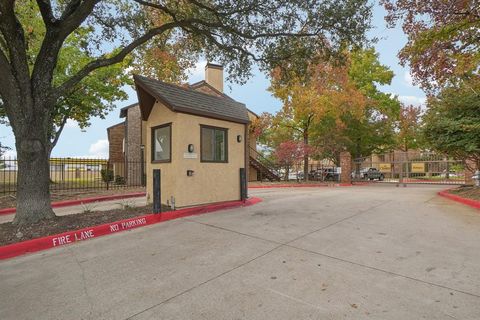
top-left (145, 102), bottom-right (246, 208)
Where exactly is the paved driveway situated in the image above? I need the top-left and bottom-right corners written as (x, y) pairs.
top-left (1, 185), bottom-right (479, 319)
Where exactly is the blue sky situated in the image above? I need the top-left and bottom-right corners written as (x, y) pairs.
top-left (0, 3), bottom-right (425, 159)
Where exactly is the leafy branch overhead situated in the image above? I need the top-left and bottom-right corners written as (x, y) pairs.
top-left (382, 0), bottom-right (479, 91)
top-left (0, 0), bottom-right (373, 225)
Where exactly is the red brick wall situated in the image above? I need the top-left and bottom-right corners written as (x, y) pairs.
top-left (125, 105), bottom-right (143, 185)
top-left (107, 123), bottom-right (125, 162)
top-left (126, 105), bottom-right (142, 163)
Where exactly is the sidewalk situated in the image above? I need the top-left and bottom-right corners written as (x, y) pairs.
top-left (0, 196), bottom-right (147, 224)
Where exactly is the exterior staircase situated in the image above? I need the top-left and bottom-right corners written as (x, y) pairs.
top-left (249, 148), bottom-right (281, 181)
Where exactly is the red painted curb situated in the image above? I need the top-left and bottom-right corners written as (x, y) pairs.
top-left (249, 184), bottom-right (329, 189)
top-left (0, 197), bottom-right (262, 260)
top-left (351, 182), bottom-right (371, 186)
top-left (0, 192), bottom-right (146, 216)
top-left (248, 183), bottom-right (366, 189)
top-left (438, 190), bottom-right (480, 210)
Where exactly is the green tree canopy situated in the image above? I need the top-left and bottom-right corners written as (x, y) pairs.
top-left (342, 48), bottom-right (400, 158)
top-left (423, 79), bottom-right (480, 165)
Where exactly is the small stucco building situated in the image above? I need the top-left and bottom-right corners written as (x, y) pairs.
top-left (107, 65), bottom-right (282, 194)
top-left (133, 64), bottom-right (253, 207)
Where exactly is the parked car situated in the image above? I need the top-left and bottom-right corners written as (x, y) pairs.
top-left (323, 168), bottom-right (340, 181)
top-left (351, 168), bottom-right (368, 179)
top-left (439, 170), bottom-right (459, 178)
top-left (297, 171), bottom-right (305, 180)
top-left (287, 171), bottom-right (305, 180)
top-left (353, 167), bottom-right (384, 181)
top-left (473, 170), bottom-right (480, 187)
top-left (308, 169), bottom-right (322, 180)
top-left (308, 168), bottom-right (340, 181)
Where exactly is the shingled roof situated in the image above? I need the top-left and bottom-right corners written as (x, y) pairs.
top-left (134, 75), bottom-right (249, 124)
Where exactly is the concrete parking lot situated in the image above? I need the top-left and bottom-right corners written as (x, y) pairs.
top-left (1, 185), bottom-right (480, 319)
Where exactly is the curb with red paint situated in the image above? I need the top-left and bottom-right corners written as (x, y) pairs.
top-left (438, 190), bottom-right (480, 210)
top-left (0, 192), bottom-right (146, 216)
top-left (0, 197), bottom-right (262, 260)
top-left (248, 183), bottom-right (365, 189)
top-left (249, 184), bottom-right (329, 189)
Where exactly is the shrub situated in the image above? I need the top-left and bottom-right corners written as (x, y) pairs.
top-left (100, 169), bottom-right (114, 183)
top-left (114, 175), bottom-right (126, 185)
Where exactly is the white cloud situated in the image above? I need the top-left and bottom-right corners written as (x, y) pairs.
top-left (398, 95), bottom-right (426, 107)
top-left (404, 71), bottom-right (414, 87)
top-left (1, 149), bottom-right (17, 159)
top-left (186, 60), bottom-right (207, 81)
top-left (88, 139), bottom-right (109, 158)
top-left (64, 119), bottom-right (79, 129)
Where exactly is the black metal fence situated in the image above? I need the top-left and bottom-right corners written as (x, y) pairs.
top-left (352, 151), bottom-right (466, 185)
top-left (250, 147), bottom-right (341, 182)
top-left (276, 163), bottom-right (341, 182)
top-left (0, 158), bottom-right (146, 195)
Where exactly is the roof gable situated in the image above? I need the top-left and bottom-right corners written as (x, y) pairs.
top-left (189, 80), bottom-right (235, 101)
top-left (134, 75), bottom-right (249, 124)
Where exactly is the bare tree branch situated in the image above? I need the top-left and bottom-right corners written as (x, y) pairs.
top-left (36, 0), bottom-right (57, 25)
top-left (46, 0), bottom-right (328, 102)
top-left (133, 0), bottom-right (320, 39)
top-left (132, 0), bottom-right (179, 18)
top-left (58, 0), bottom-right (100, 38)
top-left (60, 0), bottom-right (82, 20)
top-left (31, 0), bottom-right (101, 103)
top-left (0, 0), bottom-right (30, 88)
top-left (53, 21), bottom-right (180, 98)
top-left (180, 24), bottom-right (262, 61)
top-left (0, 48), bottom-right (14, 96)
top-left (50, 114), bottom-right (68, 149)
top-left (186, 0), bottom-right (260, 18)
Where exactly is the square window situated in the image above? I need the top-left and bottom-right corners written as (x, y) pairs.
top-left (151, 124), bottom-right (171, 162)
top-left (201, 126), bottom-right (228, 162)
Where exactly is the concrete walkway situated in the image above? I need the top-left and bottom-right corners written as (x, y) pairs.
top-left (1, 185), bottom-right (479, 319)
top-left (0, 196), bottom-right (147, 224)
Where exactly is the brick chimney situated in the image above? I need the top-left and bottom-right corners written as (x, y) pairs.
top-left (205, 63), bottom-right (223, 93)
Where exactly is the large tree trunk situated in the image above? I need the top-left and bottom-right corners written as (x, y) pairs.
top-left (12, 112), bottom-right (55, 226)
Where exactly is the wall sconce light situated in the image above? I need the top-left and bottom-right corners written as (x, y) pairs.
top-left (237, 135), bottom-right (242, 143)
top-left (188, 144), bottom-right (194, 153)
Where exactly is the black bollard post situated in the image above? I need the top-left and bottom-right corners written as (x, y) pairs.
top-left (153, 169), bottom-right (161, 213)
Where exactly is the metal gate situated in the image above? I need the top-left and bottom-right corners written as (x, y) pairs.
top-left (352, 151), bottom-right (465, 185)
